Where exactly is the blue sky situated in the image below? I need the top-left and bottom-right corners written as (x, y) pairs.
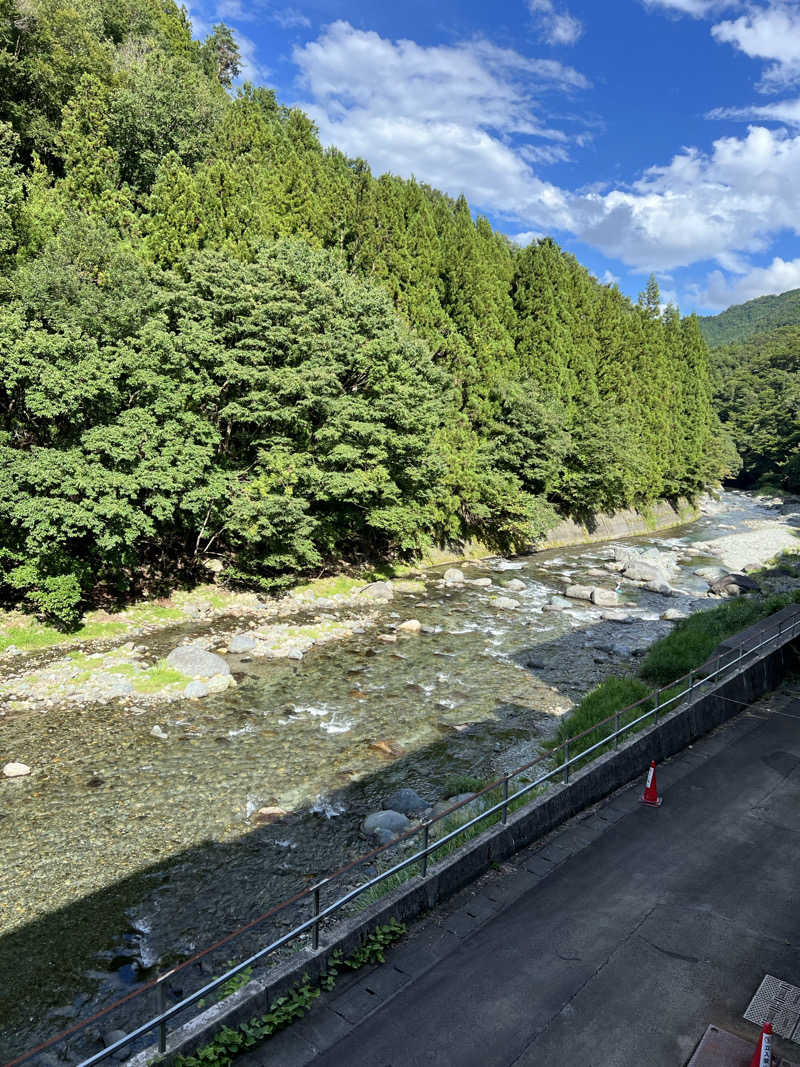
top-left (188, 0), bottom-right (800, 313)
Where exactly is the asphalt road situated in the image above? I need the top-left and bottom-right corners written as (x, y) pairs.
top-left (242, 688), bottom-right (800, 1067)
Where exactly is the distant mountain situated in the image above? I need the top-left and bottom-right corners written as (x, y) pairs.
top-left (699, 288), bottom-right (800, 348)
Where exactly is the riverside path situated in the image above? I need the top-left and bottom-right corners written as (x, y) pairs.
top-left (239, 685), bottom-right (800, 1067)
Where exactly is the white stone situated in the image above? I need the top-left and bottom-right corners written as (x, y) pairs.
top-left (443, 567), bottom-right (465, 585)
top-left (3, 762), bottom-right (30, 778)
top-left (184, 680), bottom-right (210, 699)
top-left (590, 587), bottom-right (619, 607)
top-left (565, 584), bottom-right (593, 601)
top-left (491, 596), bottom-right (519, 610)
top-left (165, 646), bottom-right (230, 679)
top-left (505, 578), bottom-right (526, 592)
top-left (149, 726), bottom-right (168, 740)
top-left (397, 619), bottom-right (422, 633)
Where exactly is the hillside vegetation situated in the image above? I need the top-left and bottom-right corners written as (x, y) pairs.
top-left (0, 0), bottom-right (732, 625)
top-left (699, 288), bottom-right (800, 348)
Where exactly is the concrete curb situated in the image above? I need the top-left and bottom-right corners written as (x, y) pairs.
top-left (130, 634), bottom-right (797, 1066)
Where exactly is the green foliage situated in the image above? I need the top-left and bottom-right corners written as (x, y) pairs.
top-left (639, 591), bottom-right (800, 686)
top-left (712, 325), bottom-right (800, 489)
top-left (175, 923), bottom-right (406, 1067)
top-left (441, 775), bottom-right (486, 796)
top-left (0, 0), bottom-right (729, 620)
top-left (699, 287), bottom-right (800, 348)
top-left (550, 677), bottom-right (653, 754)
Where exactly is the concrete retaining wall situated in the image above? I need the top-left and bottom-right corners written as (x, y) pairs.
top-left (131, 633), bottom-right (796, 1066)
top-left (540, 497), bottom-right (697, 550)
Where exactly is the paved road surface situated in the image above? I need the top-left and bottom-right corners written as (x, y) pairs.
top-left (241, 688), bottom-right (800, 1067)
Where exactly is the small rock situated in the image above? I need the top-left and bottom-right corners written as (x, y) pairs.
top-left (363, 810), bottom-right (411, 837)
top-left (103, 1030), bottom-right (131, 1061)
top-left (3, 762), bottom-right (30, 778)
top-left (149, 725), bottom-right (168, 740)
top-left (359, 580), bottom-right (395, 601)
top-left (662, 608), bottom-right (687, 621)
top-left (645, 580), bottom-right (673, 595)
top-left (184, 680), bottom-right (210, 699)
top-left (604, 561), bottom-right (626, 573)
top-left (228, 632), bottom-right (257, 653)
top-left (207, 673), bottom-right (234, 693)
top-left (373, 828), bottom-right (397, 846)
top-left (377, 633), bottom-right (398, 643)
top-left (369, 739), bottom-right (406, 758)
top-left (397, 619), bottom-right (422, 633)
top-left (505, 578), bottom-right (526, 592)
top-left (565, 584), bottom-right (593, 601)
top-left (470, 577), bottom-right (493, 588)
top-left (253, 806), bottom-right (287, 825)
top-left (386, 788), bottom-right (427, 814)
top-left (491, 596), bottom-right (519, 610)
top-left (420, 624), bottom-right (437, 634)
top-left (443, 567), bottom-right (465, 585)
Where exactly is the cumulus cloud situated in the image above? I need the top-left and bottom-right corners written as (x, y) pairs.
top-left (566, 125), bottom-right (800, 270)
top-left (271, 7), bottom-right (311, 29)
top-left (702, 256), bottom-right (800, 309)
top-left (527, 0), bottom-right (583, 45)
top-left (293, 22), bottom-right (588, 217)
top-left (712, 4), bottom-right (800, 91)
top-left (293, 23), bottom-right (800, 277)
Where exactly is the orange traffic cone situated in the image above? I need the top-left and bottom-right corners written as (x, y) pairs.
top-left (750, 1022), bottom-right (773, 1067)
top-left (640, 760), bottom-right (662, 806)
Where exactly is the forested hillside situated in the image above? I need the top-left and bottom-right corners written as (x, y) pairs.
top-left (0, 0), bottom-right (732, 626)
top-left (712, 325), bottom-right (800, 491)
top-left (699, 288), bottom-right (800, 348)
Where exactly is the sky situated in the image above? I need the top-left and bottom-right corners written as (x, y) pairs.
top-left (187, 0), bottom-right (800, 313)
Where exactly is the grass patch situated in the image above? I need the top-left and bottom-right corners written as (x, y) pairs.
top-left (0, 619), bottom-right (128, 654)
top-left (292, 576), bottom-right (364, 600)
top-left (441, 775), bottom-right (486, 796)
top-left (639, 591), bottom-right (800, 687)
top-left (133, 660), bottom-right (188, 694)
top-left (550, 677), bottom-right (653, 756)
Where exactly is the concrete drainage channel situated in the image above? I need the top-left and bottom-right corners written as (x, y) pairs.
top-left (29, 611), bottom-right (800, 1067)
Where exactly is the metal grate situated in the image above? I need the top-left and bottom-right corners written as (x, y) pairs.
top-left (745, 974), bottom-right (800, 1041)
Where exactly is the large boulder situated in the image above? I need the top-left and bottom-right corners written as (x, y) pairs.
top-left (443, 567), bottom-right (465, 585)
top-left (363, 810), bottom-right (411, 837)
top-left (228, 632), bottom-right (256, 653)
top-left (623, 559), bottom-right (670, 584)
top-left (504, 578), bottom-right (526, 592)
top-left (710, 573), bottom-right (760, 597)
top-left (565, 584), bottom-right (593, 601)
top-left (359, 580), bottom-right (394, 600)
top-left (166, 646), bottom-right (230, 679)
top-left (645, 580), bottom-right (674, 596)
top-left (386, 788), bottom-right (427, 815)
top-left (590, 587), bottom-right (619, 607)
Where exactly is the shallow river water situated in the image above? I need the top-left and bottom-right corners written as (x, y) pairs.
top-left (0, 490), bottom-right (788, 1060)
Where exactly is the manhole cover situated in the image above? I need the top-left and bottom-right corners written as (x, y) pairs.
top-left (745, 975), bottom-right (800, 1041)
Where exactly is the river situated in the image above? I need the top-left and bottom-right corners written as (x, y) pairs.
top-left (1, 489), bottom-right (796, 1062)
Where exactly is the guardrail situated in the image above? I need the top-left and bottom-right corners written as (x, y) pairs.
top-left (9, 608), bottom-right (800, 1067)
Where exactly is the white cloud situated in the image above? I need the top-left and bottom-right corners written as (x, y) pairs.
top-left (599, 269), bottom-right (620, 285)
top-left (642, 0), bottom-right (738, 16)
top-left (702, 256), bottom-right (800, 309)
top-left (271, 7), bottom-right (311, 29)
top-left (293, 22), bottom-right (588, 215)
top-left (564, 124), bottom-right (800, 270)
top-left (709, 95), bottom-right (800, 125)
top-left (712, 4), bottom-right (800, 91)
top-left (511, 230), bottom-right (547, 245)
top-left (527, 0), bottom-right (583, 45)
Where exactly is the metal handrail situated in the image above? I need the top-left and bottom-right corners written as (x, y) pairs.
top-left (8, 609), bottom-right (798, 1067)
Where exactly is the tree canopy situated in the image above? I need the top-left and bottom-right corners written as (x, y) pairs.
top-left (0, 0), bottom-right (733, 624)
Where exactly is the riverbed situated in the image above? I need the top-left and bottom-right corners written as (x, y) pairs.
top-left (1, 490), bottom-right (798, 1061)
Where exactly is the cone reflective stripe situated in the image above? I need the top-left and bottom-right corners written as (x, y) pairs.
top-left (750, 1022), bottom-right (773, 1067)
top-left (640, 760), bottom-right (662, 806)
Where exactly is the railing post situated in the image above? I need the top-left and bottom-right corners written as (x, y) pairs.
top-left (563, 739), bottom-right (570, 785)
top-left (312, 884), bottom-right (321, 951)
top-left (502, 775), bottom-right (510, 824)
top-left (158, 978), bottom-right (168, 1055)
top-left (613, 709), bottom-right (620, 749)
top-left (420, 822), bottom-right (430, 877)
